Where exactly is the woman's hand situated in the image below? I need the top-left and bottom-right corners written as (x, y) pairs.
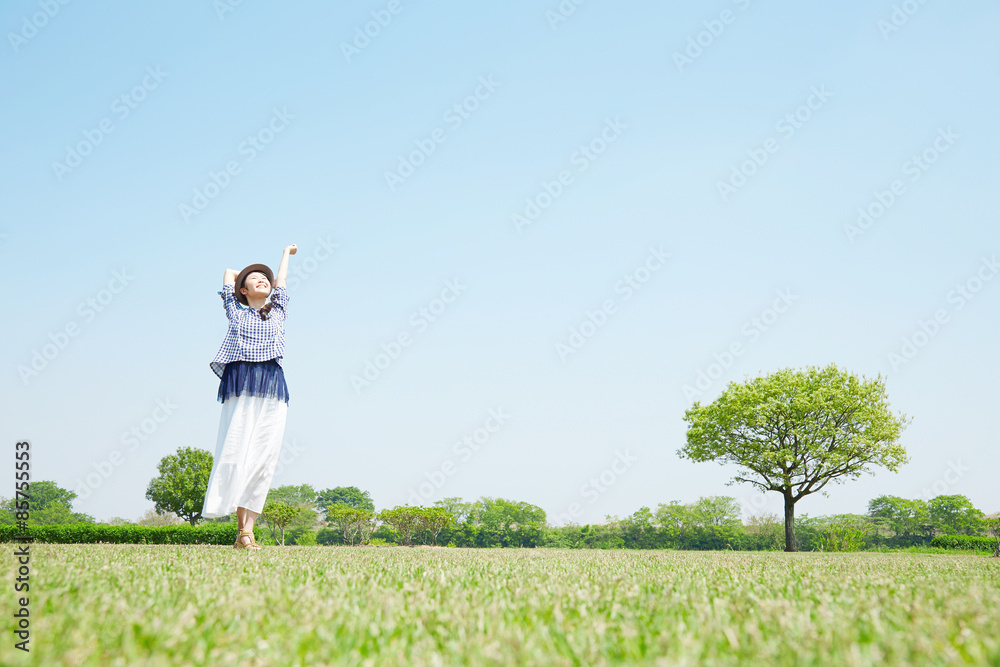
top-left (275, 248), bottom-right (295, 288)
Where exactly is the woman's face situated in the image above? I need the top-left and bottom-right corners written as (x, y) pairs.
top-left (241, 272), bottom-right (271, 300)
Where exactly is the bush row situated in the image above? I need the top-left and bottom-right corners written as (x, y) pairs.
top-left (4, 523), bottom-right (996, 554)
top-left (0, 523), bottom-right (248, 545)
top-left (930, 534), bottom-right (998, 553)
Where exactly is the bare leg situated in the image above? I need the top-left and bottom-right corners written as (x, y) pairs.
top-left (236, 506), bottom-right (260, 549)
top-left (243, 508), bottom-right (259, 533)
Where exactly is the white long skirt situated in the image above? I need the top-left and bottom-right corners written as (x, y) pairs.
top-left (201, 393), bottom-right (287, 517)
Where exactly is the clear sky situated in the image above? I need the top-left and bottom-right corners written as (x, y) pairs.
top-left (2, 1), bottom-right (998, 524)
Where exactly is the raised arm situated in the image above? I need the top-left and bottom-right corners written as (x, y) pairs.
top-left (220, 268), bottom-right (239, 320)
top-left (274, 245), bottom-right (297, 288)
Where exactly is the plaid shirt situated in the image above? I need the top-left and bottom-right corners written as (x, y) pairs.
top-left (210, 284), bottom-right (289, 378)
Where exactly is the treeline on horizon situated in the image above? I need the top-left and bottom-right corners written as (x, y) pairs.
top-left (2, 480), bottom-right (997, 552)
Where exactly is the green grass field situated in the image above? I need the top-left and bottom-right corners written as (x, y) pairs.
top-left (2, 545), bottom-right (998, 666)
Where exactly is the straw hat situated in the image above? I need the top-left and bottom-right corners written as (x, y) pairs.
top-left (234, 263), bottom-right (274, 306)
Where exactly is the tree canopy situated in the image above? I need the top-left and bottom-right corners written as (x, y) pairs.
top-left (679, 364), bottom-right (910, 551)
top-left (317, 486), bottom-right (374, 518)
top-left (0, 480), bottom-right (95, 525)
top-left (928, 495), bottom-right (984, 536)
top-left (267, 484), bottom-right (318, 509)
top-left (261, 500), bottom-right (300, 546)
top-left (145, 447), bottom-right (214, 526)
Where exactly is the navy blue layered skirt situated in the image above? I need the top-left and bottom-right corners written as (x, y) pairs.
top-left (217, 359), bottom-right (289, 404)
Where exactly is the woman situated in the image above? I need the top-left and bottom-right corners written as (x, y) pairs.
top-left (202, 244), bottom-right (296, 550)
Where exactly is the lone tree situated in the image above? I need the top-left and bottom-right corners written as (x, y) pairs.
top-left (261, 500), bottom-right (300, 546)
top-left (145, 447), bottom-right (214, 526)
top-left (318, 486), bottom-right (374, 518)
top-left (679, 364), bottom-right (909, 552)
top-left (0, 480), bottom-right (95, 525)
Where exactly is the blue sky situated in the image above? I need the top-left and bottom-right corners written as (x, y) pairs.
top-left (2, 0), bottom-right (998, 524)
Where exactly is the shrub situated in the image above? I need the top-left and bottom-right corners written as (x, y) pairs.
top-left (294, 530), bottom-right (318, 546)
top-left (316, 528), bottom-right (341, 546)
top-left (929, 535), bottom-right (996, 552)
top-left (0, 523), bottom-right (246, 545)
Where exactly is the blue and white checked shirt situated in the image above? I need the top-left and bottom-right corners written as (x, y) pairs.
top-left (210, 283), bottom-right (289, 378)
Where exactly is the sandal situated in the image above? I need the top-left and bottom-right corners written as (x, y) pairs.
top-left (235, 529), bottom-right (260, 550)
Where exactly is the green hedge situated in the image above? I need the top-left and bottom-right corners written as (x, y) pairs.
top-left (930, 535), bottom-right (997, 553)
top-left (0, 523), bottom-right (251, 545)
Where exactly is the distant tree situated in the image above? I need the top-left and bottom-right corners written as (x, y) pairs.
top-left (23, 480), bottom-right (77, 511)
top-left (107, 517), bottom-right (133, 526)
top-left (744, 511), bottom-right (784, 550)
top-left (25, 502), bottom-right (94, 526)
top-left (462, 497), bottom-right (545, 547)
top-left (680, 364), bottom-right (910, 551)
top-left (818, 514), bottom-right (873, 552)
top-left (867, 496), bottom-right (928, 542)
top-left (268, 484), bottom-right (323, 530)
top-left (927, 495), bottom-right (984, 536)
top-left (653, 501), bottom-right (693, 529)
top-left (690, 496), bottom-right (742, 527)
top-left (373, 506), bottom-right (453, 546)
top-left (137, 508), bottom-right (184, 527)
top-left (988, 516), bottom-right (1000, 558)
top-left (628, 507), bottom-right (654, 527)
top-left (475, 497), bottom-right (546, 529)
top-left (0, 481), bottom-right (95, 525)
top-left (434, 497), bottom-right (476, 524)
top-left (317, 486), bottom-right (374, 518)
top-left (145, 447), bottom-right (214, 526)
top-left (378, 506), bottom-right (422, 546)
top-left (261, 501), bottom-right (300, 546)
top-left (420, 507), bottom-right (454, 545)
top-left (618, 507), bottom-right (658, 549)
top-left (326, 504), bottom-right (377, 546)
top-left (268, 484), bottom-right (318, 508)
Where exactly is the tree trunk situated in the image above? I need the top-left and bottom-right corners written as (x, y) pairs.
top-left (189, 516), bottom-right (197, 527)
top-left (784, 493), bottom-right (797, 552)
